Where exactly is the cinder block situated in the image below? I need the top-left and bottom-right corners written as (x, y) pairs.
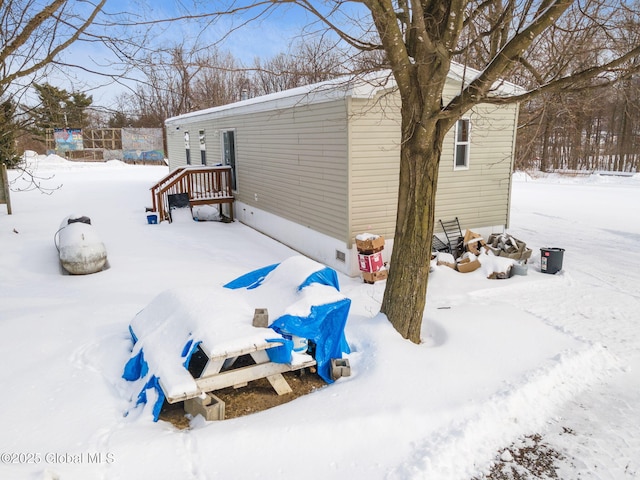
top-left (184, 392), bottom-right (225, 421)
top-left (330, 358), bottom-right (351, 380)
top-left (253, 308), bottom-right (269, 328)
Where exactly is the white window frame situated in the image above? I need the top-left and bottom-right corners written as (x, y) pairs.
top-left (454, 118), bottom-right (471, 170)
top-left (184, 131), bottom-right (191, 165)
top-left (199, 130), bottom-right (206, 165)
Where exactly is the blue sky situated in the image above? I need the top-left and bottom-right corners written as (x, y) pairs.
top-left (49, 0), bottom-right (353, 107)
top-left (37, 1), bottom-right (373, 109)
top-left (128, 1), bottom-right (315, 60)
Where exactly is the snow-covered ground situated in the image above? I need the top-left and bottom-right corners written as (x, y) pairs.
top-left (0, 155), bottom-right (638, 480)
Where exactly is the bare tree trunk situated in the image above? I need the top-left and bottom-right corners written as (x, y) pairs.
top-left (541, 115), bottom-right (552, 172)
top-left (381, 114), bottom-right (445, 343)
top-left (617, 86), bottom-right (633, 171)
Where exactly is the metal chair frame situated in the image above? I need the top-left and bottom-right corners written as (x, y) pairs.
top-left (431, 235), bottom-right (451, 254)
top-left (439, 217), bottom-right (464, 257)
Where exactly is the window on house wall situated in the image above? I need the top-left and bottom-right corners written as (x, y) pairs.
top-left (222, 130), bottom-right (237, 190)
top-left (454, 119), bottom-right (470, 169)
top-left (199, 130), bottom-right (206, 165)
top-left (184, 131), bottom-right (191, 165)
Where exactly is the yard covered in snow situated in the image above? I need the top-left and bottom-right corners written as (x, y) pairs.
top-left (0, 155), bottom-right (639, 479)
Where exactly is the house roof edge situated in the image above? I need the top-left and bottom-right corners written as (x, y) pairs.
top-left (165, 64), bottom-right (525, 125)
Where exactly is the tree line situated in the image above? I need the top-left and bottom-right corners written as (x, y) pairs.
top-left (516, 78), bottom-right (640, 173)
top-left (120, 40), bottom-right (639, 175)
top-left (18, 42), bottom-right (640, 175)
top-left (109, 38), bottom-right (350, 128)
top-left (455, 1), bottom-right (640, 174)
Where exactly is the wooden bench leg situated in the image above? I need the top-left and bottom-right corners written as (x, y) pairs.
top-left (266, 373), bottom-right (293, 395)
top-left (251, 350), bottom-right (291, 395)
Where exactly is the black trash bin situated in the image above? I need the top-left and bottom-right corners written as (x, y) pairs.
top-left (540, 247), bottom-right (564, 274)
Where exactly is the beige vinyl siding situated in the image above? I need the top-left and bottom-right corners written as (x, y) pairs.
top-left (166, 125), bottom-right (190, 167)
top-left (166, 120), bottom-right (223, 167)
top-left (434, 103), bottom-right (518, 231)
top-left (348, 91), bottom-right (402, 243)
top-left (348, 89), bottom-right (519, 243)
top-left (236, 101), bottom-right (349, 241)
top-left (167, 99), bottom-right (351, 242)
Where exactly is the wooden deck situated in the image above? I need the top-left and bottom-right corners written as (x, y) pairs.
top-left (150, 166), bottom-right (234, 222)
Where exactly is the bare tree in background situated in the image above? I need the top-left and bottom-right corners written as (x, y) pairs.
top-left (252, 38), bottom-right (346, 95)
top-left (253, 53), bottom-right (304, 95)
top-left (191, 50), bottom-right (249, 108)
top-left (513, 2), bottom-right (640, 173)
top-left (124, 36), bottom-right (348, 120)
top-left (132, 46), bottom-right (203, 126)
top-left (0, 0), bottom-right (107, 191)
top-left (124, 45), bottom-right (250, 126)
top-left (0, 0), bottom-right (107, 97)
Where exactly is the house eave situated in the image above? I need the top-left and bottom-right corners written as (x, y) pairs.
top-left (165, 63), bottom-right (526, 126)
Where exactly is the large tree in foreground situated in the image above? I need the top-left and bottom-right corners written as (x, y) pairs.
top-left (164, 0), bottom-right (639, 343)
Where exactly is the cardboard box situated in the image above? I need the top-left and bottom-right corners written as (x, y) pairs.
top-left (358, 251), bottom-right (384, 272)
top-left (457, 258), bottom-right (481, 273)
top-left (356, 234), bottom-right (385, 253)
top-left (438, 261), bottom-right (456, 270)
top-left (362, 269), bottom-right (388, 284)
top-left (463, 230), bottom-right (486, 255)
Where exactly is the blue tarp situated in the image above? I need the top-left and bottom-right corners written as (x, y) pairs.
top-left (122, 349), bottom-right (148, 381)
top-left (136, 376), bottom-right (165, 421)
top-left (265, 338), bottom-right (294, 363)
top-left (269, 299), bottom-right (351, 382)
top-left (223, 263), bottom-right (279, 290)
top-left (224, 262), bottom-right (350, 383)
top-left (222, 265), bottom-right (340, 292)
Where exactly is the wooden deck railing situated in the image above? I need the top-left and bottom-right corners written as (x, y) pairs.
top-left (150, 166), bottom-right (234, 222)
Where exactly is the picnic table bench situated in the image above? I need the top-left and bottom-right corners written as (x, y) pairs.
top-left (163, 336), bottom-right (317, 404)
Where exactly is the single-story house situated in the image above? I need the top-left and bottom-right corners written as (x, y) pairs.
top-left (164, 65), bottom-right (522, 276)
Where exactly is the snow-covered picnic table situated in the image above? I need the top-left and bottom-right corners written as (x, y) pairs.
top-left (122, 256), bottom-right (351, 420)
